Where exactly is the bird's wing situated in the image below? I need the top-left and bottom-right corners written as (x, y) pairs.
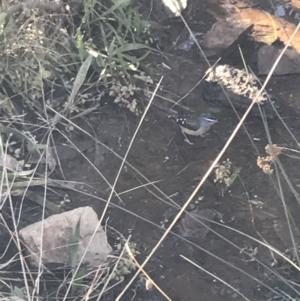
top-left (169, 115), bottom-right (200, 131)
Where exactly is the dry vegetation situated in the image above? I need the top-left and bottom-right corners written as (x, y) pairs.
top-left (0, 0), bottom-right (154, 299)
top-left (257, 144), bottom-right (282, 174)
top-left (0, 0), bottom-right (153, 120)
top-left (0, 0), bottom-right (300, 301)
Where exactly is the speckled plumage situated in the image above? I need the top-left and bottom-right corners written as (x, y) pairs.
top-left (168, 113), bottom-right (218, 144)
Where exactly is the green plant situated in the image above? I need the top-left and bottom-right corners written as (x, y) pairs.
top-left (10, 285), bottom-right (25, 299)
top-left (0, 0), bottom-right (152, 121)
top-left (81, 0), bottom-right (152, 79)
top-left (0, 3), bottom-right (78, 110)
top-left (110, 241), bottom-right (140, 282)
top-left (70, 218), bottom-right (87, 295)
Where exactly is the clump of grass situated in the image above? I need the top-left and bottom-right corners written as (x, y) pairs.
top-left (110, 240), bottom-right (140, 282)
top-left (0, 0), bottom-right (153, 121)
top-left (108, 78), bottom-right (140, 114)
top-left (214, 158), bottom-right (232, 186)
top-left (213, 158), bottom-right (241, 196)
top-left (107, 73), bottom-right (154, 115)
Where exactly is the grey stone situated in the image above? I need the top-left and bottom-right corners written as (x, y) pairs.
top-left (19, 206), bottom-right (112, 268)
top-left (258, 45), bottom-right (300, 75)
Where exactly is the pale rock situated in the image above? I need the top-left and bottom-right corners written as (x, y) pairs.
top-left (201, 18), bottom-right (253, 55)
top-left (19, 206), bottom-right (112, 268)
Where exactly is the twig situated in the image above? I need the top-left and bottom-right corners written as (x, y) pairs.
top-left (125, 242), bottom-right (173, 301)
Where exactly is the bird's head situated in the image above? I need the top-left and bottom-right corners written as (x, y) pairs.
top-left (199, 113), bottom-right (218, 129)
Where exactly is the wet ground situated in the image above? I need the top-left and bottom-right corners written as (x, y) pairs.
top-left (3, 0), bottom-right (300, 300)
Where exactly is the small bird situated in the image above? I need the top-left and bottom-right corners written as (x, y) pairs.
top-left (168, 113), bottom-right (218, 145)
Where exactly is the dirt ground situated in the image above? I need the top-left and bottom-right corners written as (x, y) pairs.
top-left (3, 0), bottom-right (300, 300)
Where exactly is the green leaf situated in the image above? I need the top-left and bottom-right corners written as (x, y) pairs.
top-left (111, 43), bottom-right (151, 55)
top-left (71, 268), bottom-right (87, 295)
top-left (100, 0), bottom-right (131, 17)
top-left (66, 55), bottom-right (93, 110)
top-left (11, 286), bottom-right (24, 299)
top-left (224, 167), bottom-right (241, 191)
top-left (70, 218), bottom-right (81, 270)
top-left (123, 50), bottom-right (150, 63)
top-left (76, 28), bottom-right (87, 62)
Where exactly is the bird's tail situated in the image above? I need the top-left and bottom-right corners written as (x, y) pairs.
top-left (151, 101), bottom-right (178, 116)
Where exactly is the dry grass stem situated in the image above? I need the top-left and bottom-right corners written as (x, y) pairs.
top-left (125, 243), bottom-right (173, 301)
